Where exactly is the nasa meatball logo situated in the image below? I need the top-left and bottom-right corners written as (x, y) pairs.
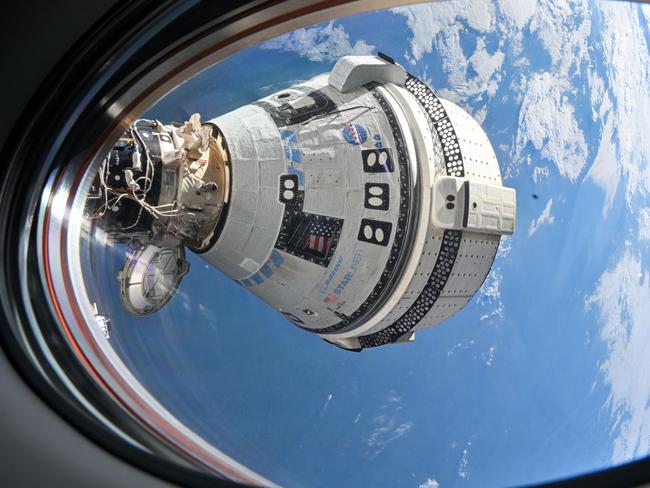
top-left (342, 123), bottom-right (368, 145)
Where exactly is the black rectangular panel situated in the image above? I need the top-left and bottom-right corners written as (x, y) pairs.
top-left (357, 218), bottom-right (392, 246)
top-left (279, 174), bottom-right (300, 205)
top-left (275, 212), bottom-right (343, 266)
top-left (362, 148), bottom-right (394, 173)
top-left (364, 183), bottom-right (390, 210)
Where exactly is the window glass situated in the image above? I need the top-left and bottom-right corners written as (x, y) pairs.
top-left (53, 1), bottom-right (650, 486)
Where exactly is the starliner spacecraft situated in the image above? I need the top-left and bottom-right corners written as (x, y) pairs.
top-left (87, 54), bottom-right (516, 351)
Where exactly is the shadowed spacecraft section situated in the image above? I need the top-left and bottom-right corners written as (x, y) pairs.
top-left (86, 55), bottom-right (516, 351)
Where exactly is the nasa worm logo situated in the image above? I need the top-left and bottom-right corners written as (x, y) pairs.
top-left (342, 123), bottom-right (368, 145)
top-left (325, 249), bottom-right (364, 304)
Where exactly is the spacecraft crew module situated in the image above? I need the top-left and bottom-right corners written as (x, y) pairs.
top-left (87, 54), bottom-right (516, 351)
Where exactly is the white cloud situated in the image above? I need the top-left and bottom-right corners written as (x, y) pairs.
top-left (509, 1), bottom-right (592, 183)
top-left (585, 249), bottom-right (650, 463)
top-left (484, 345), bottom-right (496, 367)
top-left (639, 208), bottom-right (650, 241)
top-left (387, 393), bottom-right (402, 403)
top-left (468, 37), bottom-right (505, 97)
top-left (365, 416), bottom-right (413, 458)
top-left (462, 1), bottom-right (496, 32)
top-left (528, 0), bottom-right (592, 77)
top-left (496, 235), bottom-right (512, 259)
top-left (587, 114), bottom-right (619, 215)
top-left (532, 166), bottom-right (550, 184)
top-left (477, 235), bottom-right (511, 322)
top-left (643, 3), bottom-right (650, 21)
top-left (435, 25), bottom-right (468, 89)
top-left (390, 3), bottom-right (456, 64)
top-left (587, 3), bottom-right (650, 213)
top-left (392, 2), bottom-right (506, 124)
top-left (364, 394), bottom-right (413, 457)
top-left (393, 1), bottom-right (598, 185)
top-left (458, 446), bottom-right (470, 479)
top-left (499, 0), bottom-right (537, 29)
top-left (319, 393), bottom-right (333, 417)
top-left (516, 73), bottom-right (588, 181)
top-left (391, 1), bottom-right (496, 64)
top-left (528, 198), bottom-right (555, 237)
top-left (587, 68), bottom-right (607, 122)
top-left (419, 479), bottom-right (440, 488)
top-left (260, 21), bottom-right (374, 63)
top-left (473, 106), bottom-right (488, 125)
top-left (478, 266), bottom-right (503, 321)
top-left (446, 340), bottom-right (475, 358)
top-left (643, 4), bottom-right (650, 25)
top-left (392, 3), bottom-right (502, 96)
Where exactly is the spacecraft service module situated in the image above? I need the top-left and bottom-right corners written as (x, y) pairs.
top-left (87, 55), bottom-right (516, 351)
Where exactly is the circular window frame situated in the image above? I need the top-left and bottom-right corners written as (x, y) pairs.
top-left (1, 0), bottom-right (650, 487)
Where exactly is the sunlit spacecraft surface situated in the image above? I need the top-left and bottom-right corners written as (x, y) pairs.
top-left (87, 54), bottom-right (516, 351)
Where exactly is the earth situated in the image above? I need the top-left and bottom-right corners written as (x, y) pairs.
top-left (91, 1), bottom-right (650, 486)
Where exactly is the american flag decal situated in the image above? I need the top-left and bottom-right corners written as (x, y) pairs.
top-left (303, 220), bottom-right (337, 255)
top-left (276, 211), bottom-right (343, 267)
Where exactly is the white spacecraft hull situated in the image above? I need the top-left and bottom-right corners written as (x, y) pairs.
top-left (91, 55), bottom-right (515, 350)
top-left (194, 56), bottom-right (515, 350)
